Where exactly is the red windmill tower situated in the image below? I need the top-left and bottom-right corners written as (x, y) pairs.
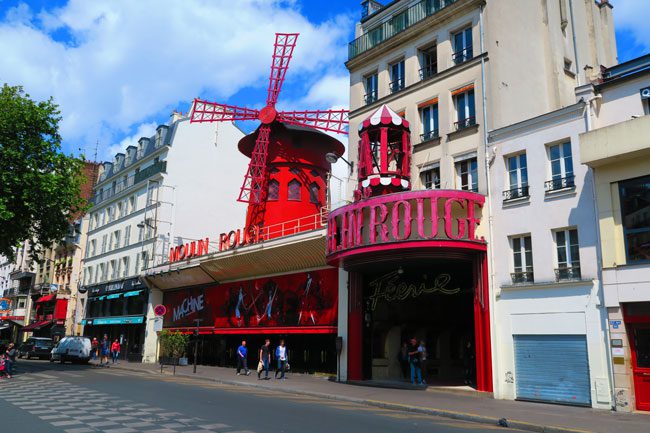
top-left (190, 33), bottom-right (348, 235)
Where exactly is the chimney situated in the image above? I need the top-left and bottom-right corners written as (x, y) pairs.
top-left (170, 110), bottom-right (184, 124)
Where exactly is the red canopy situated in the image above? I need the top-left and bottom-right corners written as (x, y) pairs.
top-left (22, 320), bottom-right (53, 331)
top-left (35, 294), bottom-right (55, 303)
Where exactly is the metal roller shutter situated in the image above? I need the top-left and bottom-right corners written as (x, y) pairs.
top-left (514, 334), bottom-right (591, 406)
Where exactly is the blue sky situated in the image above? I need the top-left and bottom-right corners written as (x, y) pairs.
top-left (0, 0), bottom-right (648, 160)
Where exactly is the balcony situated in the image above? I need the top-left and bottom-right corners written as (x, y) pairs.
top-left (545, 174), bottom-right (575, 192)
top-left (511, 270), bottom-right (534, 284)
top-left (503, 185), bottom-right (529, 201)
top-left (555, 266), bottom-right (581, 282)
top-left (365, 90), bottom-right (378, 105)
top-left (420, 129), bottom-right (439, 142)
top-left (419, 63), bottom-right (438, 80)
top-left (452, 46), bottom-right (473, 65)
top-left (454, 116), bottom-right (476, 131)
top-left (91, 160), bottom-right (167, 206)
top-left (349, 0), bottom-right (458, 60)
top-left (389, 78), bottom-right (405, 94)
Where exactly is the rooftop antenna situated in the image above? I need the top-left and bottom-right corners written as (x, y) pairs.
top-left (93, 140), bottom-right (99, 163)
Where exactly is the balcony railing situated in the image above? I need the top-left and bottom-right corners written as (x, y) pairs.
top-left (511, 270), bottom-right (534, 284)
top-left (503, 185), bottom-right (530, 201)
top-left (420, 129), bottom-right (439, 142)
top-left (452, 46), bottom-right (473, 65)
top-left (389, 78), bottom-right (405, 94)
top-left (545, 174), bottom-right (575, 192)
top-left (349, 0), bottom-right (458, 60)
top-left (454, 116), bottom-right (477, 131)
top-left (91, 160), bottom-right (167, 206)
top-left (419, 63), bottom-right (438, 80)
top-left (555, 266), bottom-right (581, 281)
top-left (365, 91), bottom-right (378, 105)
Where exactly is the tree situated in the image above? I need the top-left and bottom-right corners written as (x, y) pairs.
top-left (158, 330), bottom-right (189, 359)
top-left (0, 84), bottom-right (86, 261)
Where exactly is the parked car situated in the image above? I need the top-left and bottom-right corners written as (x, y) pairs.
top-left (18, 337), bottom-right (54, 360)
top-left (50, 336), bottom-right (92, 364)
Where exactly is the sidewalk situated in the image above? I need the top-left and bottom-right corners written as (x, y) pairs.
top-left (110, 361), bottom-right (648, 433)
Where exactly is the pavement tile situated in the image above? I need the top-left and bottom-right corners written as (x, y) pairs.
top-left (102, 429), bottom-right (138, 433)
top-left (65, 429), bottom-right (95, 433)
top-left (161, 423), bottom-right (185, 428)
top-left (198, 424), bottom-right (231, 430)
top-left (122, 422), bottom-right (155, 428)
top-left (41, 414), bottom-right (71, 420)
top-left (88, 421), bottom-right (120, 427)
top-left (141, 429), bottom-right (176, 433)
top-left (51, 420), bottom-right (84, 427)
top-left (75, 415), bottom-right (104, 420)
top-left (182, 430), bottom-right (218, 433)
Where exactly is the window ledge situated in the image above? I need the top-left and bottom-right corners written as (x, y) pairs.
top-left (447, 123), bottom-right (479, 140)
top-left (500, 278), bottom-right (595, 292)
top-left (414, 136), bottom-right (441, 148)
top-left (544, 186), bottom-right (576, 199)
top-left (502, 196), bottom-right (530, 207)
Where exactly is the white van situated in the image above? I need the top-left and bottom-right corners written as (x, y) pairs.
top-left (50, 336), bottom-right (92, 364)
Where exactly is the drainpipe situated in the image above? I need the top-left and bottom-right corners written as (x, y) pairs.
top-left (568, 0), bottom-right (581, 85)
top-left (479, 3), bottom-right (498, 395)
top-left (584, 94), bottom-right (616, 410)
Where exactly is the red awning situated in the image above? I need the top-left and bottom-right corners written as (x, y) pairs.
top-left (36, 294), bottom-right (55, 304)
top-left (22, 320), bottom-right (53, 331)
top-left (165, 326), bottom-right (337, 335)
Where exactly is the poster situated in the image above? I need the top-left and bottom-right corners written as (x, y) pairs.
top-left (163, 268), bottom-right (338, 329)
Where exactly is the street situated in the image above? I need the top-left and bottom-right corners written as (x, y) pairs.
top-left (0, 360), bottom-right (521, 433)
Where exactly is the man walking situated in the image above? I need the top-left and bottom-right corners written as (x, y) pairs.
top-left (258, 338), bottom-right (271, 380)
top-left (236, 340), bottom-right (250, 375)
top-left (274, 339), bottom-right (288, 380)
top-left (100, 335), bottom-right (110, 366)
top-left (4, 343), bottom-right (16, 378)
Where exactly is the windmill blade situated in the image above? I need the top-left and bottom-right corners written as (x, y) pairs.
top-left (266, 33), bottom-right (299, 107)
top-left (277, 109), bottom-right (349, 135)
top-left (238, 125), bottom-right (271, 204)
top-left (190, 98), bottom-right (260, 123)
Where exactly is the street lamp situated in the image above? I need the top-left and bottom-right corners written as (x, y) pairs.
top-left (326, 152), bottom-right (354, 174)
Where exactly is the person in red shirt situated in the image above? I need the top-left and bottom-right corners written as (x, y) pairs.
top-left (111, 339), bottom-right (121, 364)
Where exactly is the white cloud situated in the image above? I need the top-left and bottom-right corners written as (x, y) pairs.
top-left (104, 121), bottom-right (158, 159)
top-left (613, 0), bottom-right (650, 51)
top-left (0, 0), bottom-right (352, 160)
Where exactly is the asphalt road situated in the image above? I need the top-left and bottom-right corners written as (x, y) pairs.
top-left (0, 359), bottom-right (522, 433)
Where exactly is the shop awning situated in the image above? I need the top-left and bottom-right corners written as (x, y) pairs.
top-left (0, 323), bottom-right (10, 330)
top-left (36, 294), bottom-right (55, 303)
top-left (82, 316), bottom-right (144, 326)
top-left (22, 320), bottom-right (53, 331)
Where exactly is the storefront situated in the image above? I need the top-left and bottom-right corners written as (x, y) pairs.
top-left (326, 105), bottom-right (492, 391)
top-left (81, 277), bottom-right (148, 361)
top-left (22, 294), bottom-right (68, 341)
top-left (161, 268), bottom-right (339, 372)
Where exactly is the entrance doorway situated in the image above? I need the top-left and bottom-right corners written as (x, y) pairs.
top-left (360, 260), bottom-right (475, 386)
top-left (630, 325), bottom-right (650, 411)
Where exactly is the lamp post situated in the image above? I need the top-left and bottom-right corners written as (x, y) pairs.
top-left (193, 318), bottom-right (202, 373)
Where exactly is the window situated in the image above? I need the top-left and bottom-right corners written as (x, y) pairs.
top-left (619, 175), bottom-right (650, 262)
top-left (288, 179), bottom-right (301, 201)
top-left (453, 88), bottom-right (476, 130)
top-left (124, 226), bottom-right (131, 247)
top-left (546, 142), bottom-right (574, 191)
top-left (503, 154), bottom-right (529, 200)
top-left (134, 254), bottom-right (140, 275)
top-left (555, 229), bottom-right (581, 280)
top-left (364, 73), bottom-right (378, 105)
top-left (141, 251), bottom-right (148, 271)
top-left (267, 180), bottom-right (280, 201)
top-left (90, 239), bottom-right (97, 257)
top-left (452, 26), bottom-right (473, 64)
top-left (456, 157), bottom-right (478, 192)
top-left (420, 103), bottom-right (439, 141)
top-left (389, 59), bottom-right (405, 93)
top-left (511, 235), bottom-right (533, 283)
top-left (129, 196), bottom-right (136, 213)
top-left (419, 44), bottom-right (437, 80)
top-left (309, 182), bottom-right (321, 205)
top-left (122, 257), bottom-right (129, 278)
top-left (109, 260), bottom-right (117, 280)
top-left (138, 225), bottom-right (144, 242)
top-left (101, 234), bottom-right (107, 254)
top-left (113, 230), bottom-right (121, 249)
top-left (421, 165), bottom-right (440, 189)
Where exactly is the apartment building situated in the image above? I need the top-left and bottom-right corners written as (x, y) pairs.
top-left (81, 111), bottom-right (246, 362)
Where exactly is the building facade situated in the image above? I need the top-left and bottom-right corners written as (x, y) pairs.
top-left (488, 101), bottom-right (611, 408)
top-left (81, 111), bottom-right (246, 362)
top-left (580, 54), bottom-right (650, 411)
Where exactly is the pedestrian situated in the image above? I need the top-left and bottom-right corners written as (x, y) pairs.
top-left (408, 338), bottom-right (423, 385)
top-left (258, 338), bottom-right (271, 380)
top-left (397, 342), bottom-right (409, 380)
top-left (4, 343), bottom-right (16, 378)
top-left (100, 335), bottom-right (110, 366)
top-left (111, 339), bottom-right (121, 364)
top-left (0, 355), bottom-right (8, 379)
top-left (236, 340), bottom-right (250, 375)
top-left (91, 337), bottom-right (99, 361)
top-left (418, 339), bottom-right (427, 385)
top-left (274, 339), bottom-right (288, 379)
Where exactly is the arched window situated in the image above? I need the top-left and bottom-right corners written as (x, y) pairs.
top-left (267, 180), bottom-right (280, 201)
top-left (309, 182), bottom-right (320, 204)
top-left (288, 179), bottom-right (301, 201)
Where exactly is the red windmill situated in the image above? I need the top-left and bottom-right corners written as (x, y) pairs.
top-left (190, 33), bottom-right (348, 233)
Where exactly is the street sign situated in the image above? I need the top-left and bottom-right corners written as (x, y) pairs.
top-left (153, 317), bottom-right (163, 332)
top-left (154, 304), bottom-right (167, 317)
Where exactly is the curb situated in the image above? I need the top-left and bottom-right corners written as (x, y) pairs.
top-left (111, 364), bottom-right (592, 433)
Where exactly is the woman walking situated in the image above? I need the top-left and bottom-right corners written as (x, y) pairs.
top-left (111, 339), bottom-right (121, 364)
top-left (4, 343), bottom-right (16, 378)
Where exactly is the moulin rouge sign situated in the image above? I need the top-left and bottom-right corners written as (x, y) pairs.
top-left (169, 226), bottom-right (262, 263)
top-left (326, 190), bottom-right (485, 257)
